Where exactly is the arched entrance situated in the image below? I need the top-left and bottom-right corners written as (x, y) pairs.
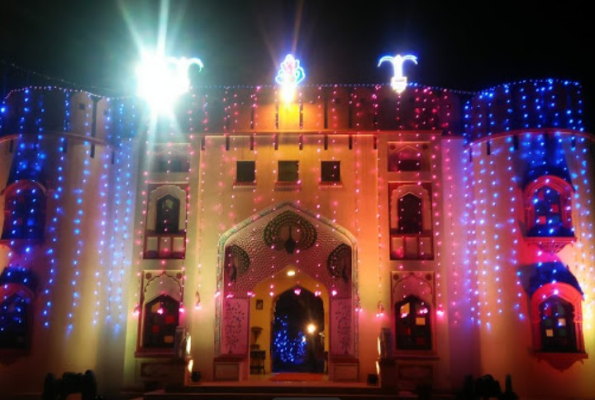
top-left (216, 203), bottom-right (358, 380)
top-left (271, 287), bottom-right (325, 373)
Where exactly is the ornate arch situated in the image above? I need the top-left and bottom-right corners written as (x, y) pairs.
top-left (391, 271), bottom-right (436, 354)
top-left (524, 175), bottom-right (575, 253)
top-left (146, 185), bottom-right (187, 232)
top-left (389, 184), bottom-right (432, 231)
top-left (530, 282), bottom-right (587, 370)
top-left (215, 202), bottom-right (359, 360)
top-left (142, 270), bottom-right (184, 304)
top-left (137, 271), bottom-right (185, 350)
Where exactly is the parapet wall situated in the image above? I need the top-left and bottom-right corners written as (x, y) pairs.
top-left (1, 79), bottom-right (587, 145)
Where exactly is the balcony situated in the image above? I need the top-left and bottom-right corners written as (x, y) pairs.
top-left (390, 235), bottom-right (433, 260)
top-left (144, 232), bottom-right (186, 259)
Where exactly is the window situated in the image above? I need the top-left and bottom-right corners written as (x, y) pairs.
top-left (321, 161), bottom-right (341, 184)
top-left (524, 176), bottom-right (574, 253)
top-left (278, 161), bottom-right (299, 182)
top-left (525, 176), bottom-right (573, 237)
top-left (145, 185), bottom-right (187, 259)
top-left (388, 143), bottom-right (430, 172)
top-left (398, 194), bottom-right (422, 234)
top-left (236, 161), bottom-right (256, 184)
top-left (155, 195), bottom-right (180, 234)
top-left (389, 183), bottom-right (433, 259)
top-left (143, 295), bottom-right (180, 348)
top-left (1, 181), bottom-right (46, 241)
top-left (539, 296), bottom-right (576, 352)
top-left (0, 293), bottom-right (30, 350)
top-left (529, 275), bottom-right (587, 370)
top-left (150, 143), bottom-right (190, 173)
top-left (395, 296), bottom-right (432, 350)
top-left (529, 186), bottom-right (569, 236)
top-left (152, 156), bottom-right (190, 173)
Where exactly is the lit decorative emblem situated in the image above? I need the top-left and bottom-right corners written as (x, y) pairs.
top-left (275, 54), bottom-right (306, 103)
top-left (377, 54), bottom-right (418, 94)
top-left (137, 53), bottom-right (203, 113)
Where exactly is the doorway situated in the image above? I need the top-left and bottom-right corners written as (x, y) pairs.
top-left (271, 287), bottom-right (325, 373)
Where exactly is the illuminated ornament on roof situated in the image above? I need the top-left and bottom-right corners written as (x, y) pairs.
top-left (136, 52), bottom-right (203, 114)
top-left (378, 54), bottom-right (418, 94)
top-left (275, 54), bottom-right (306, 103)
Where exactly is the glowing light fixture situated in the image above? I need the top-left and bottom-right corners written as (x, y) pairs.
top-left (286, 269), bottom-right (296, 277)
top-left (185, 333), bottom-right (192, 354)
top-left (306, 323), bottom-right (317, 334)
top-left (376, 301), bottom-right (385, 317)
top-left (377, 54), bottom-right (418, 94)
top-left (275, 54), bottom-right (306, 103)
top-left (136, 52), bottom-right (203, 114)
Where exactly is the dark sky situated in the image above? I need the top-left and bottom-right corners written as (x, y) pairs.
top-left (1, 0), bottom-right (594, 127)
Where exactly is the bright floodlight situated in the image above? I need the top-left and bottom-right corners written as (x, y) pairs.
top-left (137, 52), bottom-right (203, 114)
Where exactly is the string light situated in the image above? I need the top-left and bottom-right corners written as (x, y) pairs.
top-left (0, 76), bottom-right (591, 396)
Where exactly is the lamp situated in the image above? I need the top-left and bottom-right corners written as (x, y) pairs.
top-left (376, 301), bottom-right (385, 317)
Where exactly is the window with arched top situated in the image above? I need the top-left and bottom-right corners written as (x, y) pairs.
top-left (395, 295), bottom-right (432, 350)
top-left (398, 193), bottom-right (423, 234)
top-left (530, 281), bottom-right (587, 370)
top-left (539, 296), bottom-right (577, 352)
top-left (395, 147), bottom-right (422, 171)
top-left (524, 176), bottom-right (574, 253)
top-left (387, 142), bottom-right (430, 172)
top-left (143, 294), bottom-right (180, 348)
top-left (389, 183), bottom-right (433, 259)
top-left (145, 185), bottom-right (187, 258)
top-left (1, 181), bottom-right (46, 241)
top-left (156, 195), bottom-right (180, 234)
top-left (530, 185), bottom-right (567, 235)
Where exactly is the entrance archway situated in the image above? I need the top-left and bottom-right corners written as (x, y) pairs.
top-left (216, 202), bottom-right (358, 380)
top-left (271, 287), bottom-right (325, 373)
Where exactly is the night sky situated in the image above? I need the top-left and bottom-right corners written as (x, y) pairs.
top-left (1, 0), bottom-right (594, 128)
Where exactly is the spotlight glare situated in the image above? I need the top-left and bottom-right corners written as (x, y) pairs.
top-left (136, 51), bottom-right (203, 115)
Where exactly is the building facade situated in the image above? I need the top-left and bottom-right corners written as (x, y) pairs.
top-left (0, 79), bottom-right (593, 399)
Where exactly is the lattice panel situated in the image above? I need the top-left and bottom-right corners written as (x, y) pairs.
top-left (222, 205), bottom-right (353, 298)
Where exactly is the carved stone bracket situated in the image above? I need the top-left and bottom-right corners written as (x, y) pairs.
top-left (526, 236), bottom-right (575, 254)
top-left (534, 351), bottom-right (588, 371)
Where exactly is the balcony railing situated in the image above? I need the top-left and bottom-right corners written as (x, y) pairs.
top-left (390, 235), bottom-right (433, 260)
top-left (144, 232), bottom-right (186, 259)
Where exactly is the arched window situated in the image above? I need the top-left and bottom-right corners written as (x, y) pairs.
top-left (539, 296), bottom-right (576, 352)
top-left (532, 186), bottom-right (563, 235)
top-left (395, 146), bottom-right (422, 171)
top-left (389, 183), bottom-right (433, 259)
top-left (525, 176), bottom-right (573, 238)
top-left (530, 279), bottom-right (587, 370)
top-left (395, 295), bottom-right (432, 350)
top-left (1, 181), bottom-right (46, 240)
top-left (143, 295), bottom-right (180, 348)
top-left (155, 195), bottom-right (180, 234)
top-left (0, 293), bottom-right (30, 349)
top-left (398, 193), bottom-right (422, 234)
top-left (388, 144), bottom-right (427, 172)
top-left (145, 185), bottom-right (187, 259)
